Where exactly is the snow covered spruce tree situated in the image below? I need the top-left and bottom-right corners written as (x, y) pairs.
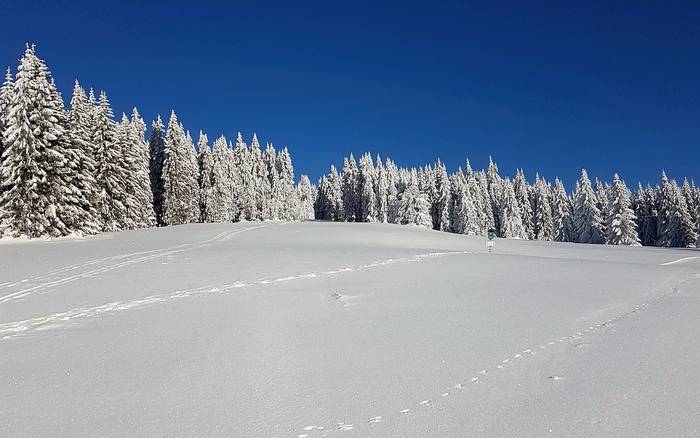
top-left (315, 165), bottom-right (343, 221)
top-left (486, 157), bottom-right (503, 235)
top-left (205, 135), bottom-right (232, 222)
top-left (552, 178), bottom-right (575, 242)
top-left (533, 175), bottom-right (553, 240)
top-left (374, 155), bottom-right (389, 223)
top-left (358, 153), bottom-right (377, 222)
top-left (513, 169), bottom-right (534, 239)
top-left (449, 168), bottom-right (480, 235)
top-left (573, 169), bottom-right (605, 244)
top-left (633, 184), bottom-right (658, 247)
top-left (297, 175), bottom-right (316, 220)
top-left (605, 173), bottom-right (640, 245)
top-left (92, 91), bottom-right (130, 231)
top-left (231, 133), bottom-right (254, 221)
top-left (0, 68), bottom-right (14, 188)
top-left (395, 169), bottom-right (431, 227)
top-left (161, 111), bottom-right (198, 225)
top-left (0, 46), bottom-right (97, 237)
top-left (656, 172), bottom-right (697, 247)
top-left (277, 146), bottom-right (299, 221)
top-left (125, 109), bottom-right (154, 227)
top-left (429, 159), bottom-right (450, 231)
top-left (499, 179), bottom-right (527, 239)
top-left (148, 115), bottom-right (166, 226)
top-left (341, 154), bottom-right (359, 221)
top-left (196, 131), bottom-right (213, 222)
top-left (67, 80), bottom-right (101, 230)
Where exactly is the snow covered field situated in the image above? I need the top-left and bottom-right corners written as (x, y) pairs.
top-left (1, 222), bottom-right (698, 437)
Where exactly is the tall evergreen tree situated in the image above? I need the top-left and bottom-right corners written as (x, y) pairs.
top-left (486, 157), bottom-right (503, 235)
top-left (633, 184), bottom-right (658, 246)
top-left (0, 68), bottom-right (13, 173)
top-left (297, 175), bottom-right (316, 220)
top-left (161, 111), bottom-right (198, 225)
top-left (533, 176), bottom-right (553, 240)
top-left (341, 154), bottom-right (359, 221)
top-left (148, 115), bottom-right (166, 226)
top-left (358, 152), bottom-right (377, 222)
top-left (499, 179), bottom-right (527, 239)
top-left (430, 159), bottom-right (451, 231)
top-left (0, 46), bottom-right (95, 237)
top-left (657, 173), bottom-right (697, 247)
top-left (276, 146), bottom-right (298, 221)
top-left (573, 169), bottom-right (605, 244)
top-left (93, 92), bottom-right (129, 231)
top-left (513, 169), bottom-right (534, 239)
top-left (552, 178), bottom-right (575, 242)
top-left (606, 174), bottom-right (640, 245)
top-left (67, 80), bottom-right (101, 231)
top-left (208, 135), bottom-right (233, 222)
top-left (197, 131), bottom-right (213, 222)
top-left (395, 170), bottom-right (431, 227)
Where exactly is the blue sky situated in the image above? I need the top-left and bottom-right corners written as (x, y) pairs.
top-left (1, 0), bottom-right (698, 188)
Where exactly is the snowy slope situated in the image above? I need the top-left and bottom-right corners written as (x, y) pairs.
top-left (1, 222), bottom-right (698, 437)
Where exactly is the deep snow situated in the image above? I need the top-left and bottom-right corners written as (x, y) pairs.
top-left (1, 222), bottom-right (698, 437)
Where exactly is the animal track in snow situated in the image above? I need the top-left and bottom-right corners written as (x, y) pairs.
top-left (290, 283), bottom-right (686, 438)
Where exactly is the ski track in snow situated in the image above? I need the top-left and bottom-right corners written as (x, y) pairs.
top-left (659, 256), bottom-right (700, 266)
top-left (0, 225), bottom-right (269, 305)
top-left (289, 285), bottom-right (688, 438)
top-left (0, 250), bottom-right (471, 341)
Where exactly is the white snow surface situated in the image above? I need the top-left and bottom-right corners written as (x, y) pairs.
top-left (1, 221), bottom-right (699, 437)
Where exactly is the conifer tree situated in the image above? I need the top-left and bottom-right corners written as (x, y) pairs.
top-left (594, 179), bottom-right (610, 237)
top-left (197, 131), bottom-right (213, 222)
top-left (249, 134), bottom-right (267, 220)
top-left (633, 184), bottom-right (658, 246)
top-left (0, 46), bottom-right (96, 237)
top-left (533, 176), bottom-right (553, 240)
top-left (67, 80), bottom-right (101, 231)
top-left (499, 179), bottom-right (527, 239)
top-left (657, 173), bottom-right (697, 247)
top-left (450, 169), bottom-right (479, 235)
top-left (374, 155), bottom-right (389, 223)
top-left (430, 159), bottom-right (451, 231)
top-left (552, 178), bottom-right (575, 242)
top-left (606, 174), bottom-right (640, 245)
top-left (573, 169), bottom-right (605, 244)
top-left (341, 154), bottom-right (359, 221)
top-left (0, 68), bottom-right (13, 172)
top-left (161, 111), bottom-right (198, 225)
top-left (276, 146), bottom-right (298, 221)
top-left (93, 92), bottom-right (129, 231)
top-left (297, 175), bottom-right (316, 220)
top-left (262, 143), bottom-right (279, 220)
top-left (148, 115), bottom-right (166, 226)
top-left (208, 135), bottom-right (233, 222)
top-left (358, 152), bottom-right (377, 222)
top-left (486, 157), bottom-right (503, 234)
top-left (395, 170), bottom-right (431, 227)
top-left (125, 109), bottom-right (154, 227)
top-left (513, 169), bottom-right (534, 239)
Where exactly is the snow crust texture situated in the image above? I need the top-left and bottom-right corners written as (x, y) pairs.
top-left (1, 222), bottom-right (698, 437)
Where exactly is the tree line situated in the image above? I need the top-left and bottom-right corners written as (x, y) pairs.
top-left (0, 46), bottom-right (313, 238)
top-left (0, 46), bottom-right (697, 248)
top-left (315, 153), bottom-right (699, 247)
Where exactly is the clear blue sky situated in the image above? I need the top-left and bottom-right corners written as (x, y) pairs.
top-left (1, 0), bottom-right (698, 188)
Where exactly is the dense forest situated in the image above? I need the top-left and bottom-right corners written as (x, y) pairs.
top-left (1, 46), bottom-right (697, 248)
